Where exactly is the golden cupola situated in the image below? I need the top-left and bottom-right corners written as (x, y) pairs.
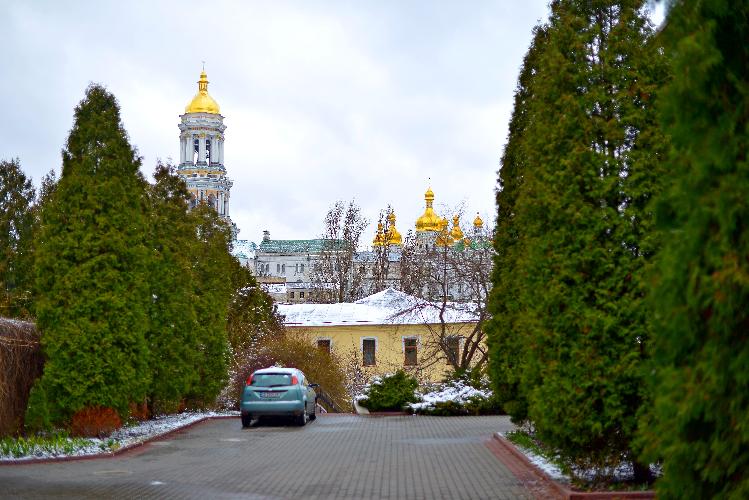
top-left (435, 217), bottom-right (454, 247)
top-left (450, 215), bottom-right (464, 241)
top-left (185, 71), bottom-right (221, 114)
top-left (386, 212), bottom-right (402, 246)
top-left (473, 213), bottom-right (484, 229)
top-left (415, 187), bottom-right (442, 232)
top-left (373, 222), bottom-right (386, 247)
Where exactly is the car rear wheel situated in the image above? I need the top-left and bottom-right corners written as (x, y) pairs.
top-left (309, 399), bottom-right (317, 421)
top-left (241, 413), bottom-right (252, 428)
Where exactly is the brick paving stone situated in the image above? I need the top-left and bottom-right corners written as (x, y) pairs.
top-left (0, 415), bottom-right (533, 499)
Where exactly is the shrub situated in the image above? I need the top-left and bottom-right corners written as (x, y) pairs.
top-left (359, 370), bottom-right (418, 411)
top-left (226, 331), bottom-right (350, 412)
top-left (24, 383), bottom-right (52, 434)
top-left (409, 380), bottom-right (502, 416)
top-left (128, 401), bottom-right (150, 422)
top-left (70, 406), bottom-right (122, 438)
top-left (0, 318), bottom-right (43, 436)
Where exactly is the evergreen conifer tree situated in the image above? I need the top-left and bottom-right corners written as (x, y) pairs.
top-left (487, 24), bottom-right (548, 424)
top-left (30, 84), bottom-right (151, 423)
top-left (510, 0), bottom-right (667, 477)
top-left (184, 204), bottom-right (234, 406)
top-left (639, 1), bottom-right (749, 496)
top-left (0, 158), bottom-right (35, 318)
top-left (227, 259), bottom-right (280, 354)
top-left (145, 162), bottom-right (201, 413)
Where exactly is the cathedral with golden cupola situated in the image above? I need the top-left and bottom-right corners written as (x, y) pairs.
top-left (177, 70), bottom-right (235, 233)
top-left (411, 186), bottom-right (485, 250)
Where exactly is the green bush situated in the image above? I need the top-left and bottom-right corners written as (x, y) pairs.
top-left (412, 393), bottom-right (503, 416)
top-left (359, 370), bottom-right (418, 411)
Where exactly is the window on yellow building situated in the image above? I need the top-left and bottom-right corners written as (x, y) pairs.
top-left (404, 337), bottom-right (418, 366)
top-left (446, 336), bottom-right (460, 365)
top-left (363, 338), bottom-right (376, 366)
top-left (317, 339), bottom-right (331, 353)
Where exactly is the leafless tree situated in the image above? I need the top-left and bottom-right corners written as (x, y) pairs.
top-left (311, 200), bottom-right (369, 303)
top-left (395, 216), bottom-right (495, 374)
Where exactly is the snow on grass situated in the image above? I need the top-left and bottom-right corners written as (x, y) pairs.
top-left (501, 430), bottom-right (662, 486)
top-left (0, 410), bottom-right (238, 462)
top-left (408, 380), bottom-right (492, 411)
top-left (499, 431), bottom-right (568, 482)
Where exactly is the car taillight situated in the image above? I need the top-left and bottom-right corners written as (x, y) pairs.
top-left (246, 375), bottom-right (254, 386)
top-left (292, 375), bottom-right (298, 385)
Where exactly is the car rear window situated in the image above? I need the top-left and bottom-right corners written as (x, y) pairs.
top-left (251, 373), bottom-right (293, 387)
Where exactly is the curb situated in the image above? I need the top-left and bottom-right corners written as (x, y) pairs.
top-left (0, 415), bottom-right (238, 466)
top-left (362, 411), bottom-right (411, 416)
top-left (488, 434), bottom-right (655, 500)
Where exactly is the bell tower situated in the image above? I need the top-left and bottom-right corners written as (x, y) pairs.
top-left (178, 70), bottom-right (235, 230)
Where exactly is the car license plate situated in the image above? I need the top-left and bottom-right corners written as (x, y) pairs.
top-left (259, 391), bottom-right (283, 399)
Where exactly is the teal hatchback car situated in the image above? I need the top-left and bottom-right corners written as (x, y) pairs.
top-left (240, 367), bottom-right (318, 427)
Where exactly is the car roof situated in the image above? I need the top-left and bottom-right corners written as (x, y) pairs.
top-left (253, 367), bottom-right (302, 376)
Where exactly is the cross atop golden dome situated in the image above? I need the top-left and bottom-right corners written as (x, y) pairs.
top-left (415, 187), bottom-right (442, 232)
top-left (185, 70), bottom-right (220, 114)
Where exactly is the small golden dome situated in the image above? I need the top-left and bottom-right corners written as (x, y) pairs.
top-left (386, 212), bottom-right (402, 246)
top-left (450, 215), bottom-right (464, 240)
top-left (435, 217), bottom-right (454, 247)
top-left (415, 187), bottom-right (442, 232)
top-left (185, 71), bottom-right (220, 114)
top-left (473, 213), bottom-right (484, 228)
top-left (373, 222), bottom-right (386, 247)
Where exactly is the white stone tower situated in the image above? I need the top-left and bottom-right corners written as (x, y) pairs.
top-left (178, 70), bottom-right (235, 230)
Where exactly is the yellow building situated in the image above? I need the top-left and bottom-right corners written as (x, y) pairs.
top-left (276, 288), bottom-right (480, 382)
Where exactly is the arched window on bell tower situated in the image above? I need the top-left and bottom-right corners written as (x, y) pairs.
top-left (205, 139), bottom-right (211, 164)
top-left (193, 138), bottom-right (199, 165)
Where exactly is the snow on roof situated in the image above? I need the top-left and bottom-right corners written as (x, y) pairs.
top-left (253, 366), bottom-right (300, 375)
top-left (232, 239), bottom-right (257, 259)
top-left (262, 283), bottom-right (287, 294)
top-left (277, 288), bottom-right (478, 327)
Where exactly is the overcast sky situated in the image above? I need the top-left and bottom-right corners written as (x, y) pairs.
top-left (3, 1), bottom-right (659, 243)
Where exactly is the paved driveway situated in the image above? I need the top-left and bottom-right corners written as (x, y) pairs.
top-left (0, 415), bottom-right (531, 499)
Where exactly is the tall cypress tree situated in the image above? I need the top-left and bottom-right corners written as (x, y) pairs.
top-left (0, 158), bottom-right (35, 318)
top-left (145, 162), bottom-right (201, 413)
top-left (640, 1), bottom-right (749, 496)
top-left (512, 0), bottom-right (667, 478)
top-left (30, 84), bottom-right (151, 423)
top-left (185, 204), bottom-right (234, 406)
top-left (487, 24), bottom-right (548, 424)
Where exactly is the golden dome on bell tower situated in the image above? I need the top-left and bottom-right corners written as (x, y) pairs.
top-left (415, 187), bottom-right (442, 232)
top-left (185, 70), bottom-right (221, 114)
top-left (473, 213), bottom-right (484, 228)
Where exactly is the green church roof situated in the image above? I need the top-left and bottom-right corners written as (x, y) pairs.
top-left (258, 239), bottom-right (346, 254)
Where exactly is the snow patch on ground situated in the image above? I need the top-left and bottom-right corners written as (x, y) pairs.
top-left (409, 381), bottom-right (492, 411)
top-left (0, 411), bottom-right (238, 462)
top-left (498, 432), bottom-right (662, 485)
top-left (498, 432), bottom-right (568, 482)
